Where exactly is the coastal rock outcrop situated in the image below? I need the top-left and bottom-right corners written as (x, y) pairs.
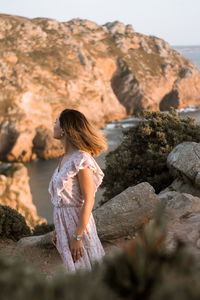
top-left (0, 162), bottom-right (47, 229)
top-left (110, 42), bottom-right (200, 115)
top-left (0, 15), bottom-right (200, 161)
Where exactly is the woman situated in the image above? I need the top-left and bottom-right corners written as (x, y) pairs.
top-left (48, 108), bottom-right (108, 273)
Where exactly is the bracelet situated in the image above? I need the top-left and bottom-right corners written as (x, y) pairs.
top-left (72, 233), bottom-right (82, 241)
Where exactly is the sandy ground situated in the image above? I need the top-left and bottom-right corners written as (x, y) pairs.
top-left (0, 235), bottom-right (135, 280)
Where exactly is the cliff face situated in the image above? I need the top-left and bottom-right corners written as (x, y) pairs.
top-left (0, 15), bottom-right (199, 162)
top-left (109, 28), bottom-right (200, 115)
top-left (0, 162), bottom-right (47, 229)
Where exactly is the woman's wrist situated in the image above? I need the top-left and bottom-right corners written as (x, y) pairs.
top-left (72, 233), bottom-right (83, 240)
top-left (74, 228), bottom-right (85, 237)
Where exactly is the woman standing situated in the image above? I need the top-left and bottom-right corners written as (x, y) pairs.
top-left (48, 109), bottom-right (108, 273)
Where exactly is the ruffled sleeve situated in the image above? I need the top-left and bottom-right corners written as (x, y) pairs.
top-left (57, 151), bottom-right (104, 198)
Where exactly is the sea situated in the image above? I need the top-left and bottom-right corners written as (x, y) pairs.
top-left (24, 45), bottom-right (200, 224)
top-left (172, 45), bottom-right (200, 70)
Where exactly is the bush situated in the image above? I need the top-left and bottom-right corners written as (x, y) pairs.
top-left (0, 254), bottom-right (118, 300)
top-left (101, 204), bottom-right (200, 300)
top-left (32, 222), bottom-right (55, 236)
top-left (0, 205), bottom-right (31, 241)
top-left (0, 204), bottom-right (200, 300)
top-left (0, 254), bottom-right (47, 300)
top-left (101, 108), bottom-right (200, 201)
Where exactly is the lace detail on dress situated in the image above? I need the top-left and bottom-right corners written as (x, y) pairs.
top-left (48, 150), bottom-right (104, 208)
top-left (58, 151), bottom-right (104, 196)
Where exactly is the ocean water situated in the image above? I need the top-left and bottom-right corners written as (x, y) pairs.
top-left (26, 45), bottom-right (200, 224)
top-left (172, 45), bottom-right (200, 70)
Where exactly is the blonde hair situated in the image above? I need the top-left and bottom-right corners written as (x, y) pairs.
top-left (59, 109), bottom-right (108, 157)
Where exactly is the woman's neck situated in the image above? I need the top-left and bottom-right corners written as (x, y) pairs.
top-left (61, 139), bottom-right (79, 155)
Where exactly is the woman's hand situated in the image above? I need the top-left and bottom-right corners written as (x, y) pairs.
top-left (52, 229), bottom-right (57, 246)
top-left (69, 237), bottom-right (84, 263)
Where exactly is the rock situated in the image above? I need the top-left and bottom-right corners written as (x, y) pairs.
top-left (104, 21), bottom-right (127, 35)
top-left (159, 145), bottom-right (200, 253)
top-left (152, 36), bottom-right (170, 57)
top-left (111, 58), bottom-right (147, 115)
top-left (0, 14), bottom-right (200, 161)
top-left (0, 15), bottom-right (127, 162)
top-left (140, 40), bottom-right (152, 54)
top-left (93, 182), bottom-right (160, 241)
top-left (6, 130), bottom-right (35, 162)
top-left (4, 51), bottom-right (18, 64)
top-left (179, 67), bottom-right (196, 78)
top-left (0, 120), bottom-right (18, 161)
top-left (125, 24), bottom-right (135, 36)
top-left (160, 67), bottom-right (200, 111)
top-left (158, 190), bottom-right (200, 252)
top-left (167, 142), bottom-right (200, 187)
top-left (161, 177), bottom-right (200, 199)
top-left (158, 190), bottom-right (200, 218)
top-left (17, 231), bottom-right (53, 248)
top-left (0, 162), bottom-right (47, 229)
top-left (160, 90), bottom-right (179, 110)
top-left (32, 125), bottom-right (63, 160)
top-left (111, 35), bottom-right (200, 114)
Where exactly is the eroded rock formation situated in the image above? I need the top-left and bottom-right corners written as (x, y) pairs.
top-left (0, 162), bottom-right (47, 229)
top-left (0, 15), bottom-right (199, 162)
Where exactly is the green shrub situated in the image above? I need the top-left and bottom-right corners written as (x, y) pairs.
top-left (32, 222), bottom-right (55, 236)
top-left (0, 205), bottom-right (31, 241)
top-left (101, 108), bottom-right (200, 201)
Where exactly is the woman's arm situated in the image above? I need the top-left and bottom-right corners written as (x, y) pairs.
top-left (69, 167), bottom-right (95, 262)
top-left (74, 166), bottom-right (95, 236)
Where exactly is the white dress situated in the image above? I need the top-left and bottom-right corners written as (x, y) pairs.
top-left (48, 149), bottom-right (105, 273)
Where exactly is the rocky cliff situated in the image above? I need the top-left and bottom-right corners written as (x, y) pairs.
top-left (0, 162), bottom-right (47, 229)
top-left (0, 14), bottom-right (199, 162)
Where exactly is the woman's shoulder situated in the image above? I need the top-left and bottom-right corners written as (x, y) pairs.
top-left (75, 149), bottom-right (92, 158)
top-left (72, 149), bottom-right (97, 167)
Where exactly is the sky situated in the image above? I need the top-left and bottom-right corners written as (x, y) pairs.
top-left (0, 0), bottom-right (199, 46)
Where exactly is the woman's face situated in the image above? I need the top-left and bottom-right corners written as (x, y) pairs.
top-left (53, 114), bottom-right (64, 139)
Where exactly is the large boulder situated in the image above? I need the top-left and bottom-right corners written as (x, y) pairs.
top-left (158, 190), bottom-right (200, 252)
top-left (93, 182), bottom-right (160, 241)
top-left (158, 142), bottom-right (200, 253)
top-left (17, 182), bottom-right (160, 250)
top-left (17, 231), bottom-right (53, 247)
top-left (159, 177), bottom-right (200, 199)
top-left (167, 142), bottom-right (200, 187)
